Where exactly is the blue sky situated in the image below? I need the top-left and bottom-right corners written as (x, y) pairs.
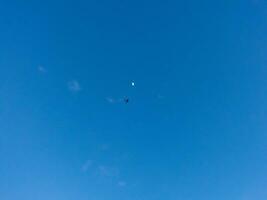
top-left (0, 0), bottom-right (267, 199)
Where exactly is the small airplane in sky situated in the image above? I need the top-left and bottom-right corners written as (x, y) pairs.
top-left (124, 98), bottom-right (129, 104)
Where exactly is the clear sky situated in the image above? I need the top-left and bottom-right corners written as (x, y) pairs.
top-left (0, 0), bottom-right (267, 199)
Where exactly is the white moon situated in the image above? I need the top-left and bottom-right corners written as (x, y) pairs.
top-left (131, 82), bottom-right (135, 86)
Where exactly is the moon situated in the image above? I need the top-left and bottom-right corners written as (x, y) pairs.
top-left (131, 82), bottom-right (135, 86)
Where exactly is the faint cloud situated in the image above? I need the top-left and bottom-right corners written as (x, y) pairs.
top-left (106, 97), bottom-right (116, 103)
top-left (100, 144), bottom-right (110, 151)
top-left (156, 94), bottom-right (164, 99)
top-left (106, 97), bottom-right (124, 104)
top-left (68, 80), bottom-right (81, 92)
top-left (118, 181), bottom-right (127, 187)
top-left (98, 165), bottom-right (119, 177)
top-left (38, 65), bottom-right (46, 73)
top-left (81, 160), bottom-right (93, 172)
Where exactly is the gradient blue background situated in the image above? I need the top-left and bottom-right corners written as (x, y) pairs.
top-left (1, 0), bottom-right (267, 199)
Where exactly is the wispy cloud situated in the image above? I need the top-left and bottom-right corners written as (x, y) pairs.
top-left (38, 65), bottom-right (46, 73)
top-left (81, 160), bottom-right (93, 172)
top-left (106, 97), bottom-right (124, 104)
top-left (98, 165), bottom-right (119, 177)
top-left (118, 181), bottom-right (127, 187)
top-left (81, 160), bottom-right (126, 187)
top-left (68, 80), bottom-right (81, 92)
top-left (99, 143), bottom-right (110, 151)
top-left (106, 97), bottom-right (116, 103)
top-left (156, 94), bottom-right (164, 99)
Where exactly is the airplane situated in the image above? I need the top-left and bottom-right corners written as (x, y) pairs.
top-left (124, 98), bottom-right (129, 104)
